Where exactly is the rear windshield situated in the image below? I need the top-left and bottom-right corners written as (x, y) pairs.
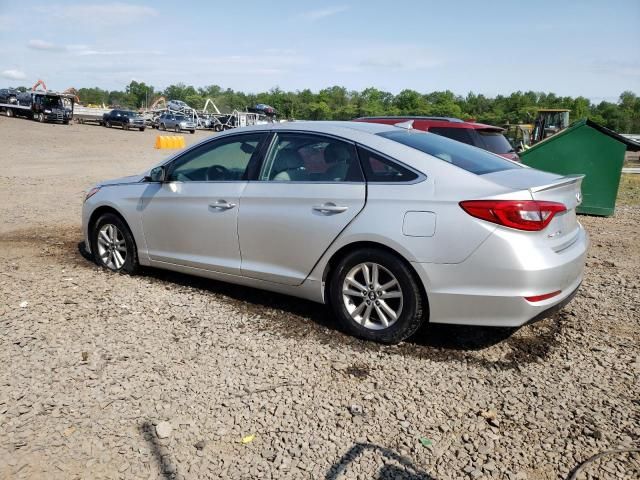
top-left (378, 130), bottom-right (521, 175)
top-left (474, 129), bottom-right (515, 154)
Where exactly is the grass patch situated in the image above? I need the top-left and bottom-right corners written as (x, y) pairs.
top-left (618, 174), bottom-right (640, 206)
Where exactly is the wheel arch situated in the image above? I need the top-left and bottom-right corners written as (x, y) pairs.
top-left (87, 205), bottom-right (139, 254)
top-left (321, 240), bottom-right (429, 316)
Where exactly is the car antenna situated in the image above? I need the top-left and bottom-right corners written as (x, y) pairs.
top-left (394, 120), bottom-right (414, 130)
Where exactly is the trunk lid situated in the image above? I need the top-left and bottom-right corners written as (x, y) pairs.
top-left (482, 168), bottom-right (584, 249)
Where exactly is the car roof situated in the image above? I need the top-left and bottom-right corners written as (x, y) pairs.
top-left (355, 116), bottom-right (504, 131)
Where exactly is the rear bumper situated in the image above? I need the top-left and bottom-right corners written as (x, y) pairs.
top-left (525, 281), bottom-right (581, 325)
top-left (412, 224), bottom-right (589, 327)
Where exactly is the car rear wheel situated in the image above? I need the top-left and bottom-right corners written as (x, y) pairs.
top-left (175, 125), bottom-right (181, 133)
top-left (6, 109), bottom-right (13, 117)
top-left (91, 213), bottom-right (138, 274)
top-left (190, 130), bottom-right (195, 134)
top-left (329, 248), bottom-right (425, 344)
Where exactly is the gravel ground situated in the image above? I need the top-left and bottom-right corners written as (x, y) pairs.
top-left (0, 117), bottom-right (638, 479)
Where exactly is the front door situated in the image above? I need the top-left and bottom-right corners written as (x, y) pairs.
top-left (238, 132), bottom-right (366, 285)
top-left (140, 132), bottom-right (267, 274)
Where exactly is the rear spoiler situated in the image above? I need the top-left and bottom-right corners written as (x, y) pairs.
top-left (528, 174), bottom-right (585, 194)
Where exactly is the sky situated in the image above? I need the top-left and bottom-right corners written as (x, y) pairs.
top-left (0, 0), bottom-right (639, 102)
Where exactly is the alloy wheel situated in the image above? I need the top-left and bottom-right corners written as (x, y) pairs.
top-left (342, 262), bottom-right (403, 330)
top-left (96, 224), bottom-right (127, 270)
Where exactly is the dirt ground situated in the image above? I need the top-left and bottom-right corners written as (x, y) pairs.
top-left (0, 117), bottom-right (638, 480)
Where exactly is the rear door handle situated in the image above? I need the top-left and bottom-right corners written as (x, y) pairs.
top-left (209, 200), bottom-right (236, 210)
top-left (312, 203), bottom-right (349, 214)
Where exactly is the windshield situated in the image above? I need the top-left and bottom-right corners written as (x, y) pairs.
top-left (378, 130), bottom-right (521, 175)
top-left (42, 96), bottom-right (62, 108)
top-left (175, 115), bottom-right (186, 120)
top-left (474, 130), bottom-right (514, 154)
top-left (122, 111), bottom-right (137, 117)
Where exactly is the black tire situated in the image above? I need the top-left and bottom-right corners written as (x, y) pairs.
top-left (160, 123), bottom-right (166, 131)
top-left (105, 121), bottom-right (112, 128)
top-left (214, 124), bottom-right (222, 132)
top-left (38, 112), bottom-right (45, 123)
top-left (6, 109), bottom-right (13, 118)
top-left (124, 124), bottom-right (129, 131)
top-left (329, 248), bottom-right (426, 344)
top-left (139, 127), bottom-right (145, 132)
top-left (91, 213), bottom-right (139, 274)
top-left (175, 124), bottom-right (181, 133)
top-left (190, 130), bottom-right (195, 134)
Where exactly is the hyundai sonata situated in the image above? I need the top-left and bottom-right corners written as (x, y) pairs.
top-left (82, 121), bottom-right (588, 343)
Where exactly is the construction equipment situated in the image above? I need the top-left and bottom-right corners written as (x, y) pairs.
top-left (503, 124), bottom-right (533, 152)
top-left (532, 109), bottom-right (570, 144)
top-left (31, 79), bottom-right (47, 92)
top-left (505, 109), bottom-right (571, 151)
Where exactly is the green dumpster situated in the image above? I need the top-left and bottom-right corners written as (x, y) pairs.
top-left (519, 119), bottom-right (636, 216)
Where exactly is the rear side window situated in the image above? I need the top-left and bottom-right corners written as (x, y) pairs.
top-left (474, 130), bottom-right (515, 155)
top-left (428, 127), bottom-right (474, 146)
top-left (378, 130), bottom-right (521, 175)
top-left (357, 146), bottom-right (419, 183)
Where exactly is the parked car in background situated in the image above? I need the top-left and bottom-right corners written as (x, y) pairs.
top-left (81, 121), bottom-right (587, 344)
top-left (355, 116), bottom-right (520, 161)
top-left (156, 112), bottom-right (197, 134)
top-left (102, 110), bottom-right (146, 131)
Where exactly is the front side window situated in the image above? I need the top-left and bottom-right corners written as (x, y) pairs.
top-left (259, 133), bottom-right (363, 182)
top-left (378, 130), bottom-right (521, 175)
top-left (168, 133), bottom-right (266, 182)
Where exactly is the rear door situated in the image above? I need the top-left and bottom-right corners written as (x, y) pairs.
top-left (238, 132), bottom-right (366, 285)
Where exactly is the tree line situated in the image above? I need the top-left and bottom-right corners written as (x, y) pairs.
top-left (33, 80), bottom-right (640, 132)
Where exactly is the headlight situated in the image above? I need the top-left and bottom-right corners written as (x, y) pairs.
top-left (44, 109), bottom-right (51, 113)
top-left (84, 186), bottom-right (100, 202)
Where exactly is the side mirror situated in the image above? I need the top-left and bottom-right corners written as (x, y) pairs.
top-left (147, 166), bottom-right (166, 182)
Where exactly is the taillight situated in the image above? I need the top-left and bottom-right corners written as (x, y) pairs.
top-left (459, 200), bottom-right (566, 231)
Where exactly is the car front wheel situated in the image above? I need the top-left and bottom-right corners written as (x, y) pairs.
top-left (91, 213), bottom-right (138, 274)
top-left (329, 248), bottom-right (425, 344)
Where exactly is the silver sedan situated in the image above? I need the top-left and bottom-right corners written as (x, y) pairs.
top-left (82, 121), bottom-right (588, 343)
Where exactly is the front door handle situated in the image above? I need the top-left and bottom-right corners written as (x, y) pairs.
top-left (209, 200), bottom-right (236, 210)
top-left (312, 202), bottom-right (349, 214)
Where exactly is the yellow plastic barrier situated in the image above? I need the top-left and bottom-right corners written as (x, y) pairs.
top-left (155, 136), bottom-right (186, 149)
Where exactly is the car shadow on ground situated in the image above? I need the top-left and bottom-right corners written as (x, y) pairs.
top-left (139, 421), bottom-right (175, 479)
top-left (325, 443), bottom-right (434, 479)
top-left (76, 242), bottom-right (564, 369)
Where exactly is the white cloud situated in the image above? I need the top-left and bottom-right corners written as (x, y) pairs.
top-left (28, 39), bottom-right (66, 51)
top-left (200, 53), bottom-right (307, 75)
top-left (26, 40), bottom-right (161, 57)
top-left (1, 69), bottom-right (27, 80)
top-left (35, 2), bottom-right (159, 27)
top-left (340, 45), bottom-right (442, 72)
top-left (300, 5), bottom-right (349, 21)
